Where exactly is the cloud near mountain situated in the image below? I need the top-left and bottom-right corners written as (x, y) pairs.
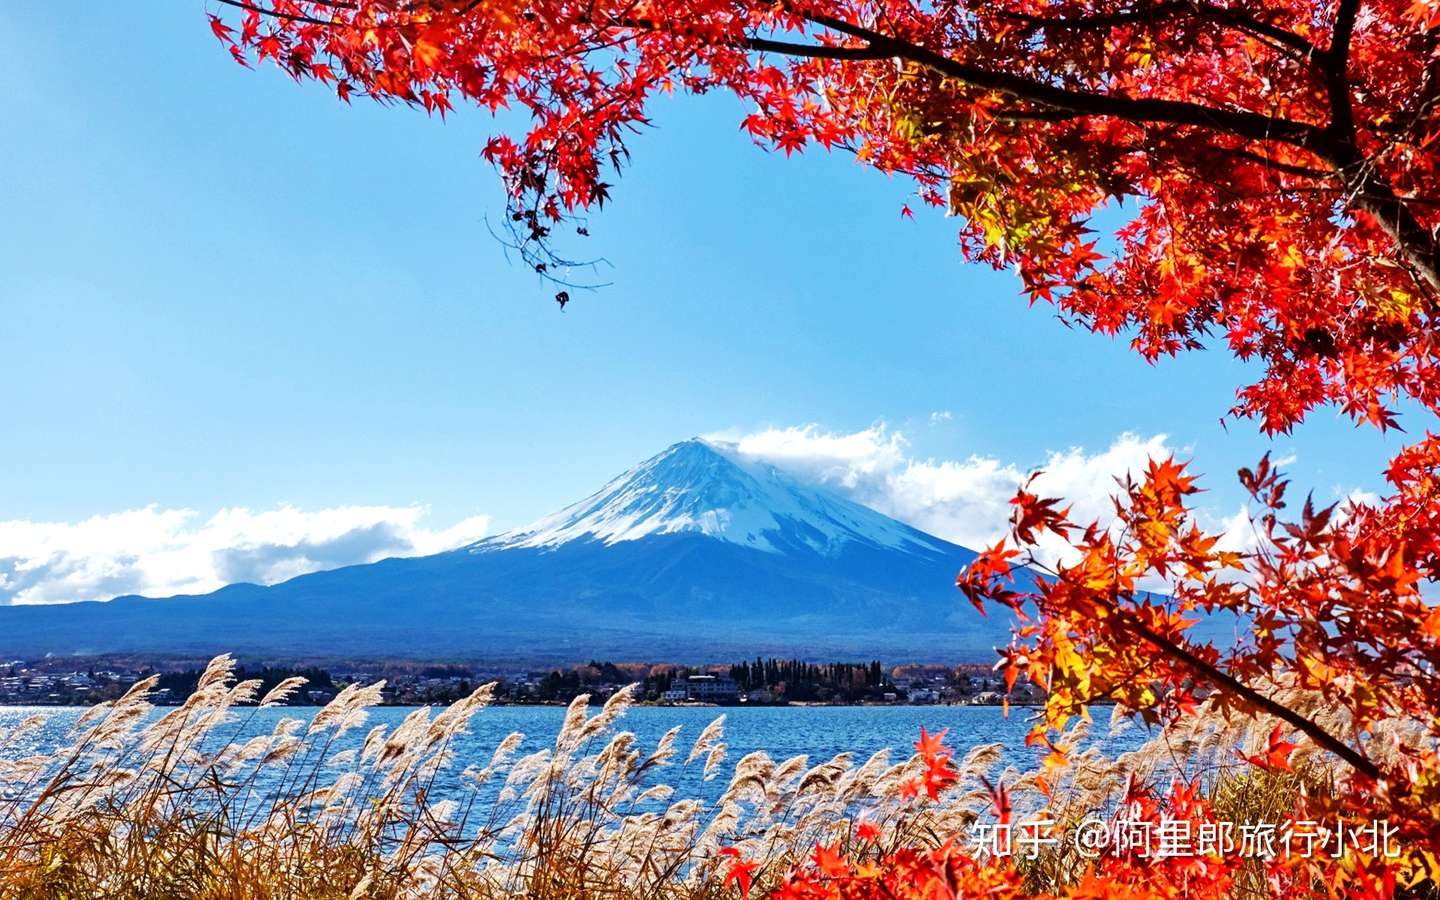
top-left (719, 424), bottom-right (1182, 563)
top-left (0, 505), bottom-right (492, 605)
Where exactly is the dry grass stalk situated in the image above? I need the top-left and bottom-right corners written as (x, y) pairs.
top-left (0, 658), bottom-right (1373, 898)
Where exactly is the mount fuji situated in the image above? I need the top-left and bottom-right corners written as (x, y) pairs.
top-left (484, 438), bottom-right (951, 558)
top-left (0, 440), bottom-right (1019, 661)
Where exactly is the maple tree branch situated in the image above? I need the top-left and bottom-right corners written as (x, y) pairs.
top-left (993, 108), bottom-right (1089, 122)
top-left (1219, 146), bottom-right (1334, 180)
top-left (215, 0), bottom-right (336, 27)
top-left (796, 8), bottom-right (1440, 290)
top-left (1330, 0), bottom-right (1362, 72)
top-left (1320, 0), bottom-right (1361, 156)
top-left (742, 36), bottom-right (891, 60)
top-left (1307, 6), bottom-right (1437, 298)
top-left (995, 2), bottom-right (1321, 62)
top-left (802, 12), bottom-right (1327, 150)
top-left (1305, 0), bottom-right (1440, 298)
top-left (579, 13), bottom-right (892, 61)
top-left (222, 2), bottom-right (1326, 154)
top-left (1128, 619), bottom-right (1383, 781)
top-left (1325, 140), bottom-right (1440, 292)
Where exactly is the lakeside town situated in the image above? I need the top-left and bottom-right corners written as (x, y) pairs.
top-left (0, 655), bottom-right (1043, 707)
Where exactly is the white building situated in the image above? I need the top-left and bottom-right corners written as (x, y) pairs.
top-left (685, 674), bottom-right (739, 703)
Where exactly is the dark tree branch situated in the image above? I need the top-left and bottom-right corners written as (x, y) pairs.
top-left (1310, 0), bottom-right (1440, 294)
top-left (1129, 619), bottom-right (1384, 781)
top-left (1322, 0), bottom-right (1361, 145)
top-left (743, 36), bottom-right (891, 60)
top-left (993, 108), bottom-right (1092, 122)
top-left (802, 12), bottom-right (1327, 150)
top-left (996, 2), bottom-right (1321, 62)
top-left (221, 1), bottom-right (1324, 153)
top-left (1335, 145), bottom-right (1440, 292)
top-left (215, 0), bottom-right (336, 27)
top-left (800, 10), bottom-right (1440, 291)
top-left (581, 13), bottom-right (893, 60)
top-left (1220, 146), bottom-right (1335, 179)
top-left (1331, 0), bottom-right (1362, 71)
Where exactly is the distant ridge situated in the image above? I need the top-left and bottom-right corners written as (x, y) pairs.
top-left (0, 440), bottom-right (1018, 662)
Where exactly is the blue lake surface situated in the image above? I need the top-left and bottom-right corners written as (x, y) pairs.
top-left (1, 704), bottom-right (1041, 757)
top-left (0, 704), bottom-right (1140, 803)
top-left (0, 702), bottom-right (1165, 850)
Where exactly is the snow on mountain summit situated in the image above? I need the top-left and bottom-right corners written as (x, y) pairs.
top-left (474, 438), bottom-right (948, 557)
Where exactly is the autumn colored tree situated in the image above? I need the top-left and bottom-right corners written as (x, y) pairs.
top-left (209, 0), bottom-right (1440, 894)
top-left (209, 0), bottom-right (1440, 433)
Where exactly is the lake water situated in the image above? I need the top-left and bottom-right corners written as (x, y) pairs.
top-left (0, 704), bottom-right (1140, 805)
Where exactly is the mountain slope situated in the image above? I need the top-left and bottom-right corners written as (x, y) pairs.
top-left (0, 440), bottom-right (1017, 661)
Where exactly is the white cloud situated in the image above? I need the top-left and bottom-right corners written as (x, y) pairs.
top-left (727, 423), bottom-right (1183, 564)
top-left (0, 505), bottom-right (491, 605)
top-left (928, 410), bottom-right (954, 425)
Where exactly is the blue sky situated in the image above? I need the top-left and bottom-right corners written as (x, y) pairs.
top-left (0, 4), bottom-right (1415, 602)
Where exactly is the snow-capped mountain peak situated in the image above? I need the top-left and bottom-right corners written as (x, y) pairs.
top-left (473, 438), bottom-right (945, 557)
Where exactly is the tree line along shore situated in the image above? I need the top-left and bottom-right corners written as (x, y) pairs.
top-left (0, 655), bottom-right (1044, 707)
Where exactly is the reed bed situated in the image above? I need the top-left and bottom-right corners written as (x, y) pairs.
top-left (0, 655), bottom-right (993, 898)
top-left (0, 656), bottom-right (1354, 898)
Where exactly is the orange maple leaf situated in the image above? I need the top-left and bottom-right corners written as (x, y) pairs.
top-left (811, 842), bottom-right (849, 878)
top-left (719, 847), bottom-right (759, 898)
top-left (1246, 725), bottom-right (1299, 771)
